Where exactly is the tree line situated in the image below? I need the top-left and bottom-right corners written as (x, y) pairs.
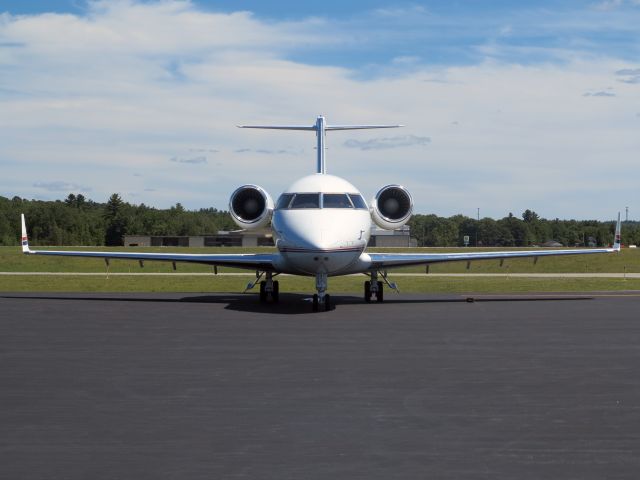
top-left (0, 194), bottom-right (236, 246)
top-left (0, 194), bottom-right (636, 247)
top-left (408, 209), bottom-right (634, 248)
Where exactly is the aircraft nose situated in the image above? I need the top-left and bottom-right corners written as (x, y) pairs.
top-left (295, 226), bottom-right (332, 250)
top-left (278, 213), bottom-right (337, 250)
top-left (274, 209), bottom-right (368, 256)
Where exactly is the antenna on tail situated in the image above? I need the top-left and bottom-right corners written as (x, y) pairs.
top-left (238, 115), bottom-right (403, 174)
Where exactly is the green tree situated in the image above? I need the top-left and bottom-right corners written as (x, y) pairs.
top-left (104, 193), bottom-right (128, 246)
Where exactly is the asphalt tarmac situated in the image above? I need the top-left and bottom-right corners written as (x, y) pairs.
top-left (2, 292), bottom-right (640, 479)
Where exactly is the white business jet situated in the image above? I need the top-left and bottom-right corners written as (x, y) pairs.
top-left (21, 116), bottom-right (621, 311)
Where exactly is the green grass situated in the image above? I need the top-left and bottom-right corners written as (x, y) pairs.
top-left (1, 274), bottom-right (639, 294)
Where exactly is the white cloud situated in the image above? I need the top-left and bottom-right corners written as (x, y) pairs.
top-left (344, 135), bottom-right (431, 150)
top-left (1, 1), bottom-right (639, 220)
top-left (372, 6), bottom-right (430, 18)
top-left (593, 0), bottom-right (640, 9)
top-left (33, 181), bottom-right (92, 192)
top-left (583, 90), bottom-right (617, 96)
top-left (616, 67), bottom-right (640, 83)
top-left (593, 0), bottom-right (625, 11)
top-left (169, 155), bottom-right (207, 164)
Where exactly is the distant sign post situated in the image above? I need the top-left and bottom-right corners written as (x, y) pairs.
top-left (463, 235), bottom-right (470, 247)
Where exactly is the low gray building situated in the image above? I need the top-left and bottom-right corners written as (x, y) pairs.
top-left (124, 231), bottom-right (274, 248)
top-left (368, 225), bottom-right (416, 247)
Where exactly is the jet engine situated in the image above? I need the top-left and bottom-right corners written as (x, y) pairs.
top-left (229, 184), bottom-right (274, 230)
top-left (370, 184), bottom-right (413, 230)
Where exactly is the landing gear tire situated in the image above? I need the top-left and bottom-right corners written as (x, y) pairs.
top-left (312, 294), bottom-right (319, 312)
top-left (272, 280), bottom-right (279, 303)
top-left (376, 281), bottom-right (384, 303)
top-left (364, 281), bottom-right (371, 303)
top-left (259, 281), bottom-right (267, 303)
top-left (324, 294), bottom-right (331, 311)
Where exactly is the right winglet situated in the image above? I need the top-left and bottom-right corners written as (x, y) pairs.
top-left (20, 214), bottom-right (31, 254)
top-left (613, 212), bottom-right (621, 251)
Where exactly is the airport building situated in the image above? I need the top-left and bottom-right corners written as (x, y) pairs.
top-left (368, 225), bottom-right (416, 247)
top-left (124, 225), bottom-right (415, 248)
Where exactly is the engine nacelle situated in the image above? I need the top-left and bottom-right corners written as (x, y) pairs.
top-left (229, 184), bottom-right (274, 230)
top-left (370, 184), bottom-right (413, 230)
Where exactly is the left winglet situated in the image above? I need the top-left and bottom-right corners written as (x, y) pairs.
top-left (20, 214), bottom-right (31, 253)
top-left (613, 212), bottom-right (621, 251)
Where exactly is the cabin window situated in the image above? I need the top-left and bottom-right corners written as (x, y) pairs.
top-left (290, 193), bottom-right (320, 209)
top-left (322, 193), bottom-right (353, 209)
top-left (348, 194), bottom-right (368, 210)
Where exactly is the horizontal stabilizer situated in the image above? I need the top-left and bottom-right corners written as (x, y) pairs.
top-left (237, 125), bottom-right (316, 130)
top-left (325, 125), bottom-right (404, 130)
top-left (238, 124), bottom-right (403, 131)
top-left (238, 115), bottom-right (404, 174)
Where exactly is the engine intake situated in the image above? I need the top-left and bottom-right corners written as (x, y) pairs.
top-left (229, 185), bottom-right (274, 230)
top-left (370, 184), bottom-right (413, 230)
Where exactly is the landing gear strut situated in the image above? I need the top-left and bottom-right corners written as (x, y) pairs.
top-left (364, 270), bottom-right (398, 303)
top-left (312, 272), bottom-right (331, 312)
top-left (248, 271), bottom-right (279, 303)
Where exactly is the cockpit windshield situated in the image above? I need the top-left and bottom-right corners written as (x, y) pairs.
top-left (290, 193), bottom-right (321, 209)
top-left (348, 194), bottom-right (368, 210)
top-left (323, 193), bottom-right (353, 209)
top-left (275, 192), bottom-right (368, 210)
top-left (276, 193), bottom-right (294, 210)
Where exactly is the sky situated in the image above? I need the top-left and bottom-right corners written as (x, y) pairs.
top-left (1, 1), bottom-right (639, 220)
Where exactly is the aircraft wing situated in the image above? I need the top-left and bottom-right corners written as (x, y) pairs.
top-left (367, 214), bottom-right (622, 270)
top-left (20, 215), bottom-right (279, 271)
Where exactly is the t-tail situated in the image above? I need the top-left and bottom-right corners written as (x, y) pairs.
top-left (238, 115), bottom-right (403, 175)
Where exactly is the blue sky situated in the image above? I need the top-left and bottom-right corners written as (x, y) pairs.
top-left (1, 1), bottom-right (639, 220)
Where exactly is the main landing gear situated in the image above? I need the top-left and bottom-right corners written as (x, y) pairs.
top-left (364, 280), bottom-right (384, 303)
top-left (246, 270), bottom-right (397, 312)
top-left (246, 271), bottom-right (280, 303)
top-left (364, 270), bottom-right (398, 303)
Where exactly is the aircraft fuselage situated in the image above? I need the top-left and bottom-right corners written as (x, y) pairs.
top-left (271, 173), bottom-right (371, 275)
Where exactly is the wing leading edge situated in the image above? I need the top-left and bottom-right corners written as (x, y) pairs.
top-left (366, 213), bottom-right (622, 270)
top-left (20, 214), bottom-right (280, 271)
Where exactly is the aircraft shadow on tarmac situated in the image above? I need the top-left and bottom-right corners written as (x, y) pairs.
top-left (1, 293), bottom-right (592, 315)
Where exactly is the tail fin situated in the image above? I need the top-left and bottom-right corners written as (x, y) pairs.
top-left (238, 115), bottom-right (403, 175)
top-left (613, 212), bottom-right (621, 251)
top-left (20, 214), bottom-right (31, 254)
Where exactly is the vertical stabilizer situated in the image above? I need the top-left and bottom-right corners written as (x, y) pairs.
top-left (21, 214), bottom-right (30, 253)
top-left (315, 116), bottom-right (326, 174)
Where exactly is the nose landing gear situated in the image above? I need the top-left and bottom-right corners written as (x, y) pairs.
top-left (313, 272), bottom-right (331, 312)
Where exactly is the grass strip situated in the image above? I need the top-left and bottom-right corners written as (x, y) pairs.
top-left (2, 274), bottom-right (640, 294)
